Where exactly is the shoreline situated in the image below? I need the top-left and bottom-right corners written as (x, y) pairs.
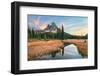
top-left (28, 39), bottom-right (87, 60)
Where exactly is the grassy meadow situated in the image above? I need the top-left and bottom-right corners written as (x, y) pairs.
top-left (28, 39), bottom-right (87, 60)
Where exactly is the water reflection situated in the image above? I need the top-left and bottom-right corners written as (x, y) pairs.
top-left (51, 52), bottom-right (56, 57)
top-left (39, 44), bottom-right (83, 60)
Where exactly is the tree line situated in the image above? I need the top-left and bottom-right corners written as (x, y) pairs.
top-left (28, 23), bottom-right (64, 40)
top-left (28, 22), bottom-right (87, 40)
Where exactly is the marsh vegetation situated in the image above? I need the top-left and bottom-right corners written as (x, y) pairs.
top-left (28, 39), bottom-right (87, 60)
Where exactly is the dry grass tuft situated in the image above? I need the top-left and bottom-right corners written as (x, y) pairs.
top-left (28, 40), bottom-right (64, 60)
top-left (63, 39), bottom-right (88, 57)
top-left (28, 39), bottom-right (88, 60)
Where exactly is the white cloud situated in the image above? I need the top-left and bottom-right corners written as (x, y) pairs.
top-left (33, 16), bottom-right (41, 26)
top-left (64, 23), bottom-right (88, 36)
top-left (40, 24), bottom-right (48, 30)
top-left (72, 27), bottom-right (88, 36)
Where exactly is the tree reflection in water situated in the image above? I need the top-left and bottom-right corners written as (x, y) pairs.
top-left (51, 48), bottom-right (64, 57)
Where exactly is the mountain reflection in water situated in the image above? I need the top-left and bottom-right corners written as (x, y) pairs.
top-left (38, 44), bottom-right (83, 60)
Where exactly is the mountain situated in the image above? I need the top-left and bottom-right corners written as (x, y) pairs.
top-left (84, 34), bottom-right (88, 39)
top-left (64, 32), bottom-right (73, 39)
top-left (28, 22), bottom-right (87, 39)
top-left (28, 22), bottom-right (59, 33)
top-left (43, 24), bottom-right (60, 33)
top-left (85, 34), bottom-right (88, 37)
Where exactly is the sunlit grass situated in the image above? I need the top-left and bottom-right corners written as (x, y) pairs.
top-left (28, 40), bottom-right (64, 60)
top-left (63, 39), bottom-right (88, 57)
top-left (28, 39), bottom-right (88, 61)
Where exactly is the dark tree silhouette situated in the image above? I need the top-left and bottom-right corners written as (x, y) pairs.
top-left (28, 27), bottom-right (32, 38)
top-left (61, 24), bottom-right (64, 40)
top-left (32, 29), bottom-right (34, 38)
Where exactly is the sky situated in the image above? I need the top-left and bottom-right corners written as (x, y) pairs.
top-left (28, 15), bottom-right (88, 36)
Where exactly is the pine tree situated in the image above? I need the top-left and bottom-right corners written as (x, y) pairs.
top-left (61, 24), bottom-right (64, 40)
top-left (28, 27), bottom-right (30, 38)
top-left (44, 34), bottom-right (47, 40)
top-left (28, 27), bottom-right (32, 38)
top-left (32, 29), bottom-right (34, 38)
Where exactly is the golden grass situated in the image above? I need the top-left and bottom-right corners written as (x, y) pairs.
top-left (63, 39), bottom-right (88, 57)
top-left (28, 40), bottom-right (64, 48)
top-left (28, 39), bottom-right (88, 60)
top-left (28, 40), bottom-right (64, 60)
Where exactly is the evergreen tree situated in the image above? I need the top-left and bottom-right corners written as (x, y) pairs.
top-left (28, 27), bottom-right (30, 38)
top-left (61, 24), bottom-right (64, 40)
top-left (44, 34), bottom-right (47, 40)
top-left (28, 27), bottom-right (32, 38)
top-left (32, 29), bottom-right (34, 38)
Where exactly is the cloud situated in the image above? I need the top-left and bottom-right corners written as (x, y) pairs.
top-left (40, 23), bottom-right (48, 30)
top-left (33, 16), bottom-right (41, 26)
top-left (29, 16), bottom-right (49, 30)
top-left (69, 26), bottom-right (88, 36)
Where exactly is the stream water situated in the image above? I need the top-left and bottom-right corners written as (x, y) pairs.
top-left (39, 44), bottom-right (83, 60)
